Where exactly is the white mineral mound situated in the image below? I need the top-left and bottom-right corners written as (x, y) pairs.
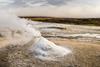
top-left (0, 11), bottom-right (71, 61)
top-left (30, 37), bottom-right (71, 61)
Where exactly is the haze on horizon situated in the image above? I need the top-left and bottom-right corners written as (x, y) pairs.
top-left (0, 0), bottom-right (100, 18)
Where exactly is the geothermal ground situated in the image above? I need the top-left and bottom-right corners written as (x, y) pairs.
top-left (29, 21), bottom-right (100, 44)
top-left (0, 15), bottom-right (100, 67)
top-left (28, 21), bottom-right (100, 67)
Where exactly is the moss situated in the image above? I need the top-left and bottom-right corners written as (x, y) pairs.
top-left (31, 18), bottom-right (51, 21)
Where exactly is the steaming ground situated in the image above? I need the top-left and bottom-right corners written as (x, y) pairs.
top-left (0, 11), bottom-right (100, 67)
top-left (0, 11), bottom-right (73, 67)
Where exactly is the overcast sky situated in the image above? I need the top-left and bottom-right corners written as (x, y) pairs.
top-left (0, 0), bottom-right (100, 18)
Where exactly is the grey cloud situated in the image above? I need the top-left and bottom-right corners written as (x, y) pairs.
top-left (46, 0), bottom-right (68, 6)
top-left (1, 0), bottom-right (100, 18)
top-left (0, 0), bottom-right (100, 7)
top-left (0, 0), bottom-right (72, 7)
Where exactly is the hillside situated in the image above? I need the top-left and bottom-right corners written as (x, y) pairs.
top-left (20, 16), bottom-right (100, 26)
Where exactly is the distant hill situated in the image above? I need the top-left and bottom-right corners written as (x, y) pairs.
top-left (20, 16), bottom-right (100, 26)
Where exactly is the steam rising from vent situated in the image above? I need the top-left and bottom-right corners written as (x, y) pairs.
top-left (0, 11), bottom-right (41, 46)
